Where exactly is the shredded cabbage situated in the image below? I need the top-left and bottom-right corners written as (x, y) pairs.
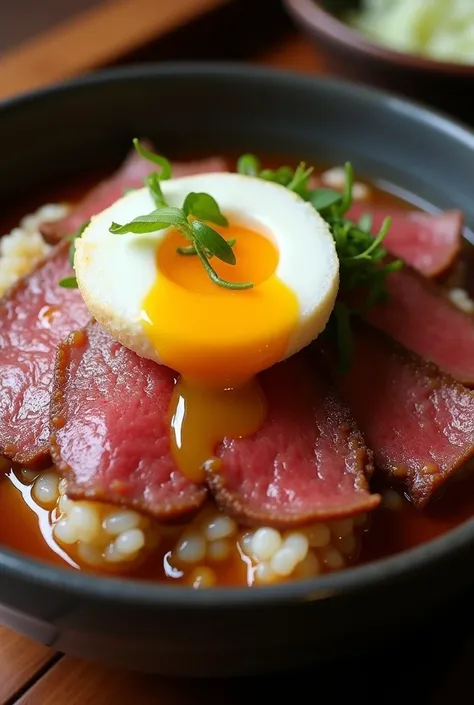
top-left (345, 0), bottom-right (474, 64)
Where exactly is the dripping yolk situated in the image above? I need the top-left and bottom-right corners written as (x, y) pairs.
top-left (169, 378), bottom-right (268, 482)
top-left (141, 221), bottom-right (299, 483)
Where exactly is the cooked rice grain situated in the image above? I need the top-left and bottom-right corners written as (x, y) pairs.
top-left (0, 203), bottom-right (68, 295)
top-left (447, 287), bottom-right (474, 314)
top-left (31, 469), bottom-right (157, 569)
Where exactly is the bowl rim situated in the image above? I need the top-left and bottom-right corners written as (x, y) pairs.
top-left (2, 60), bottom-right (474, 609)
top-left (283, 0), bottom-right (474, 76)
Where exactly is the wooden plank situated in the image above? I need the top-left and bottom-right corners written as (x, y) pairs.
top-left (0, 1), bottom-right (100, 54)
top-left (7, 653), bottom-right (393, 705)
top-left (0, 627), bottom-right (55, 705)
top-left (14, 657), bottom-right (235, 705)
top-left (14, 644), bottom-right (457, 705)
top-left (0, 0), bottom-right (231, 102)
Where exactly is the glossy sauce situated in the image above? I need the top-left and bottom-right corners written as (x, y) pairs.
top-left (0, 465), bottom-right (255, 586)
top-left (0, 465), bottom-right (70, 568)
top-left (0, 153), bottom-right (473, 586)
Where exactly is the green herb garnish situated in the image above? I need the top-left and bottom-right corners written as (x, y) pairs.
top-left (177, 237), bottom-right (236, 256)
top-left (286, 162), bottom-right (314, 196)
top-left (236, 154), bottom-right (260, 177)
top-left (238, 154), bottom-right (314, 195)
top-left (182, 192), bottom-right (228, 226)
top-left (133, 138), bottom-right (172, 180)
top-left (308, 189), bottom-right (342, 211)
top-left (146, 172), bottom-right (167, 208)
top-left (110, 206), bottom-right (188, 235)
top-left (358, 213), bottom-right (372, 233)
top-left (58, 275), bottom-right (78, 288)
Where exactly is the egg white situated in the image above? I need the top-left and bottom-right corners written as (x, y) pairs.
top-left (74, 172), bottom-right (339, 369)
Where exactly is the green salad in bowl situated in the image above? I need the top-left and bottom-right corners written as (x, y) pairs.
top-left (345, 0), bottom-right (474, 65)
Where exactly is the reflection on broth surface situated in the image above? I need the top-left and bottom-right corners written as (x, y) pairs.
top-left (0, 462), bottom-right (369, 586)
top-left (0, 149), bottom-right (473, 588)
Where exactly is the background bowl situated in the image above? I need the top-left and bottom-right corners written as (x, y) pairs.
top-left (2, 62), bottom-right (474, 678)
top-left (282, 0), bottom-right (474, 125)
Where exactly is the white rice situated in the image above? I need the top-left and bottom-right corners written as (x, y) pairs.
top-left (30, 471), bottom-right (157, 568)
top-left (0, 203), bottom-right (68, 296)
top-left (447, 287), bottom-right (474, 314)
top-left (27, 465), bottom-right (366, 583)
top-left (321, 166), bottom-right (371, 201)
top-left (168, 508), bottom-right (366, 586)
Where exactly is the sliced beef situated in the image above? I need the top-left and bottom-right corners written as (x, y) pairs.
top-left (50, 321), bottom-right (207, 520)
top-left (347, 204), bottom-right (462, 278)
top-left (207, 350), bottom-right (380, 528)
top-left (0, 240), bottom-right (89, 466)
top-left (323, 321), bottom-right (474, 508)
top-left (172, 156), bottom-right (227, 177)
top-left (40, 146), bottom-right (227, 243)
top-left (363, 265), bottom-right (474, 387)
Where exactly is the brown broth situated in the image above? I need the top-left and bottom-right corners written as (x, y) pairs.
top-left (0, 465), bottom-right (70, 568)
top-left (0, 152), bottom-right (472, 587)
top-left (361, 470), bottom-right (474, 565)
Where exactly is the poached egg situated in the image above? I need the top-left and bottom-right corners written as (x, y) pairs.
top-left (74, 172), bottom-right (339, 482)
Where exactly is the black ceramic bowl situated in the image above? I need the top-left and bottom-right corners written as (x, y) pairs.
top-left (1, 63), bottom-right (474, 679)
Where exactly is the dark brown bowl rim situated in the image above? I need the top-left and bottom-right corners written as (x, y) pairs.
top-left (284, 0), bottom-right (474, 76)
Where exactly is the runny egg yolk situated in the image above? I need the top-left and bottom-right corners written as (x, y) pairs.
top-left (141, 221), bottom-right (299, 483)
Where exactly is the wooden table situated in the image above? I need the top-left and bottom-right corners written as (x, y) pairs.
top-left (0, 1), bottom-right (473, 702)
